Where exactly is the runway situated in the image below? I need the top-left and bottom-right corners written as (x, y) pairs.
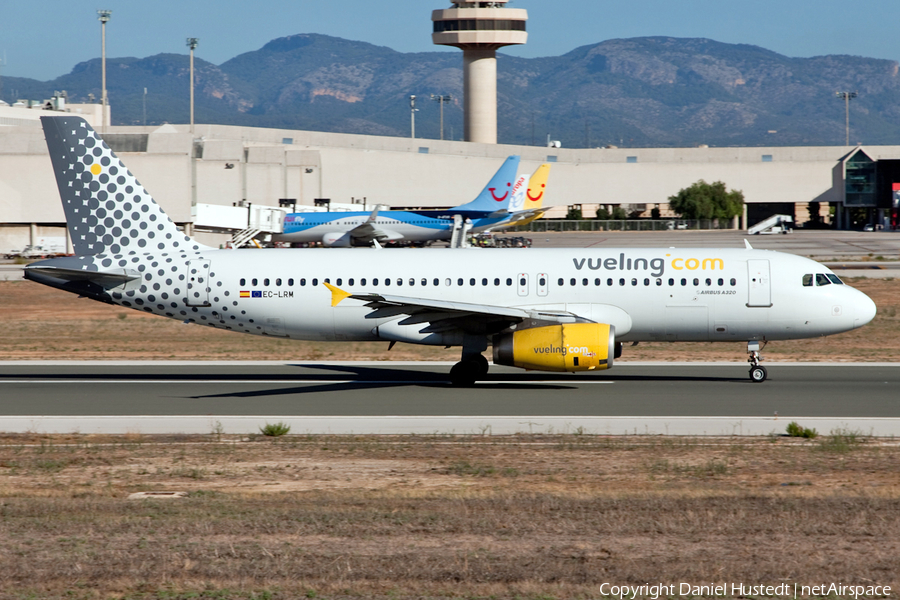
top-left (1, 361), bottom-right (898, 435)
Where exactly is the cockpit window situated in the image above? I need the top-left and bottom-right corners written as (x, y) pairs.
top-left (815, 273), bottom-right (831, 286)
top-left (802, 274), bottom-right (813, 287)
top-left (826, 274), bottom-right (844, 285)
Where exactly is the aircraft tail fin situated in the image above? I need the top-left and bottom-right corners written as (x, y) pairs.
top-left (525, 163), bottom-right (551, 209)
top-left (40, 116), bottom-right (208, 256)
top-left (449, 155), bottom-right (520, 212)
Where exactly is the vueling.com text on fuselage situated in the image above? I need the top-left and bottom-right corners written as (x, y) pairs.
top-left (572, 254), bottom-right (725, 278)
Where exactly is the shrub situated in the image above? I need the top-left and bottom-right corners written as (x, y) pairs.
top-left (259, 422), bottom-right (291, 437)
top-left (786, 421), bottom-right (818, 439)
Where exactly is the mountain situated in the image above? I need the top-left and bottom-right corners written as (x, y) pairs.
top-left (5, 34), bottom-right (900, 148)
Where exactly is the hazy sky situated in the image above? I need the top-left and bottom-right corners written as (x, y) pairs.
top-left (3, 0), bottom-right (900, 81)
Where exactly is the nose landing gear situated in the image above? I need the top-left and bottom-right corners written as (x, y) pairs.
top-left (747, 340), bottom-right (767, 382)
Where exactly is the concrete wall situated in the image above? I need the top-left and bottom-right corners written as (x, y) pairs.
top-left (1, 119), bottom-right (893, 253)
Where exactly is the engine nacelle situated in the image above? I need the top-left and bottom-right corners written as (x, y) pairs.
top-left (322, 232), bottom-right (352, 248)
top-left (492, 323), bottom-right (615, 372)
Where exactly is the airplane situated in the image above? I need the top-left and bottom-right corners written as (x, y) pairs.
top-left (490, 163), bottom-right (550, 230)
top-left (26, 116), bottom-right (877, 386)
top-left (274, 156), bottom-right (521, 247)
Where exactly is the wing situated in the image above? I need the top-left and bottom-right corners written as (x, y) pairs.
top-left (344, 207), bottom-right (402, 243)
top-left (324, 282), bottom-right (582, 337)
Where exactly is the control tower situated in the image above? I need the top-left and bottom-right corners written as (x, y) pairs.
top-left (432, 1), bottom-right (527, 144)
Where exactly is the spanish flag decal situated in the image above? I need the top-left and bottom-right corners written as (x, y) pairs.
top-left (240, 291), bottom-right (250, 298)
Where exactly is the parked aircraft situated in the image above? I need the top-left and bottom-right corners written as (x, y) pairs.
top-left (274, 156), bottom-right (520, 247)
top-left (27, 117), bottom-right (877, 385)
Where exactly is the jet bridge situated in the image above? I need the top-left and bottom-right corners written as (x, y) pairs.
top-left (192, 203), bottom-right (287, 247)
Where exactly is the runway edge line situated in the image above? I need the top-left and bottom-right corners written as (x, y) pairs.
top-left (3, 416), bottom-right (900, 436)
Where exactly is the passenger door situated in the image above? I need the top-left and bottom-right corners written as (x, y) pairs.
top-left (186, 259), bottom-right (211, 307)
top-left (747, 259), bottom-right (772, 307)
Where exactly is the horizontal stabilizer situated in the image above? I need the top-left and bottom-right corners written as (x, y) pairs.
top-left (24, 265), bottom-right (140, 288)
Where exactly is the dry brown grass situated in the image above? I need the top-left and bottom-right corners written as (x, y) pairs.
top-left (0, 433), bottom-right (898, 598)
top-left (1, 278), bottom-right (899, 362)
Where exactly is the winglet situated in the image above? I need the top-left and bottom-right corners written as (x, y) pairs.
top-left (323, 282), bottom-right (352, 307)
top-left (744, 239), bottom-right (753, 250)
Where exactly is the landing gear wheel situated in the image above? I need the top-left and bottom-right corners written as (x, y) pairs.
top-left (449, 360), bottom-right (480, 387)
top-left (749, 366), bottom-right (768, 383)
top-left (471, 354), bottom-right (489, 377)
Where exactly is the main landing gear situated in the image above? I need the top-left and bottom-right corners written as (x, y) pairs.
top-left (449, 337), bottom-right (489, 387)
top-left (747, 340), bottom-right (767, 383)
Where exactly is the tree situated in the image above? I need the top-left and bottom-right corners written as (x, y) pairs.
top-left (595, 206), bottom-right (610, 220)
top-left (668, 180), bottom-right (744, 220)
top-left (566, 205), bottom-right (583, 220)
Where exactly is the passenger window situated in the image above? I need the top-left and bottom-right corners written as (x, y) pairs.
top-left (705, 278), bottom-right (711, 286)
top-left (631, 278), bottom-right (637, 286)
top-left (385, 278), bottom-right (390, 286)
top-left (693, 278), bottom-right (699, 286)
top-left (288, 278), bottom-right (294, 286)
top-left (668, 278), bottom-right (674, 286)
top-left (458, 278), bottom-right (464, 286)
top-left (348, 278), bottom-right (354, 286)
top-left (681, 278), bottom-right (687, 286)
top-left (240, 278), bottom-right (246, 286)
top-left (717, 278), bottom-right (723, 286)
top-left (421, 278), bottom-right (427, 286)
top-left (506, 278), bottom-right (512, 286)
top-left (409, 278), bottom-right (415, 286)
top-left (372, 278), bottom-right (378, 285)
top-left (482, 278), bottom-right (488, 286)
top-left (252, 278), bottom-right (258, 286)
top-left (519, 277), bottom-right (526, 286)
top-left (361, 278), bottom-right (367, 286)
top-left (643, 278), bottom-right (649, 286)
top-left (469, 278), bottom-right (476, 286)
top-left (324, 278), bottom-right (330, 284)
top-left (397, 278), bottom-right (403, 286)
top-left (619, 278), bottom-right (625, 286)
top-left (815, 274), bottom-right (831, 286)
top-left (494, 278), bottom-right (500, 286)
top-left (300, 278), bottom-right (306, 286)
top-left (656, 278), bottom-right (662, 286)
top-left (595, 278), bottom-right (601, 286)
top-left (607, 278), bottom-right (613, 286)
top-left (312, 278), bottom-right (318, 286)
top-left (558, 278), bottom-right (564, 286)
top-left (445, 278), bottom-right (451, 286)
top-left (802, 274), bottom-right (813, 286)
top-left (433, 278), bottom-right (439, 286)
top-left (570, 278), bottom-right (576, 286)
top-left (336, 278), bottom-right (342, 286)
top-left (827, 274), bottom-right (843, 285)
top-left (275, 278), bottom-right (282, 286)
top-left (264, 278), bottom-right (270, 286)
top-left (582, 278), bottom-right (587, 286)
top-left (730, 278), bottom-right (736, 286)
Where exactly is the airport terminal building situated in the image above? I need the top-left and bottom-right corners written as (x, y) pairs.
top-left (1, 103), bottom-right (897, 252)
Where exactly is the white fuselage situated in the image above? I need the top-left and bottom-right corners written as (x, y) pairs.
top-left (108, 247), bottom-right (876, 345)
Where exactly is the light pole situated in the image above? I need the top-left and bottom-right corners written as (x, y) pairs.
top-left (430, 94), bottom-right (452, 140)
top-left (835, 91), bottom-right (858, 145)
top-left (409, 95), bottom-right (419, 139)
top-left (187, 38), bottom-right (199, 134)
top-left (142, 87), bottom-right (147, 126)
top-left (98, 10), bottom-right (111, 132)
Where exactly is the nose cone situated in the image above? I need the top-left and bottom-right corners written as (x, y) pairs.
top-left (854, 290), bottom-right (877, 328)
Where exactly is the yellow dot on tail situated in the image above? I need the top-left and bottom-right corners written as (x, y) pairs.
top-left (90, 164), bottom-right (101, 175)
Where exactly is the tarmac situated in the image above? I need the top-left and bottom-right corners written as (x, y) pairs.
top-left (1, 361), bottom-right (898, 436)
